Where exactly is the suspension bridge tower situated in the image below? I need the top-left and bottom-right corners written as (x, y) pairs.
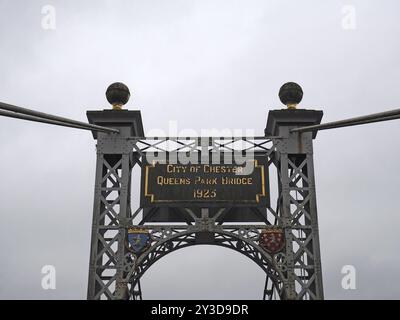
top-left (86, 82), bottom-right (324, 300)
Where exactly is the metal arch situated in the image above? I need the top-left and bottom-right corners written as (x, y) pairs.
top-left (124, 229), bottom-right (286, 300)
top-left (129, 230), bottom-right (284, 283)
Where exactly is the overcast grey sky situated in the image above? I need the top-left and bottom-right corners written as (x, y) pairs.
top-left (0, 0), bottom-right (400, 299)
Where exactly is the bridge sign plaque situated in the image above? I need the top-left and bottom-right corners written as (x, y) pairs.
top-left (140, 155), bottom-right (269, 207)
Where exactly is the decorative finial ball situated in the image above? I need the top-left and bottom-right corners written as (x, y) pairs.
top-left (106, 82), bottom-right (130, 109)
top-left (279, 82), bottom-right (303, 108)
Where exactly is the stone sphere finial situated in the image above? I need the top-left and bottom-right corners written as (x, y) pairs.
top-left (279, 82), bottom-right (303, 109)
top-left (106, 82), bottom-right (130, 110)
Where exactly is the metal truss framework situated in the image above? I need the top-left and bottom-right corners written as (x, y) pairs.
top-left (87, 135), bottom-right (323, 300)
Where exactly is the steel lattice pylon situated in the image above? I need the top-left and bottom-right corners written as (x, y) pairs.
top-left (86, 109), bottom-right (324, 300)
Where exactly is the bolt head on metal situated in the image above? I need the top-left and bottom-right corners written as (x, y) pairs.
top-left (279, 82), bottom-right (303, 109)
top-left (106, 82), bottom-right (130, 110)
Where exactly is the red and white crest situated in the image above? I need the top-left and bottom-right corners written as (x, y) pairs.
top-left (259, 228), bottom-right (285, 254)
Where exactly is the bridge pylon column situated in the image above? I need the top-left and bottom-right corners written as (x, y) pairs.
top-left (266, 108), bottom-right (324, 299)
top-left (86, 109), bottom-right (144, 300)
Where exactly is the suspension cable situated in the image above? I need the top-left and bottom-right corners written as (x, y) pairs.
top-left (0, 101), bottom-right (119, 133)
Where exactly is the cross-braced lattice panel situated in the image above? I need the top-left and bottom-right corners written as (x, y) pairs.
top-left (92, 154), bottom-right (124, 300)
top-left (286, 155), bottom-right (318, 300)
top-left (131, 137), bottom-right (277, 155)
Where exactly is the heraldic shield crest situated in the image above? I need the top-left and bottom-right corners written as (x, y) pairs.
top-left (127, 228), bottom-right (151, 255)
top-left (259, 228), bottom-right (285, 254)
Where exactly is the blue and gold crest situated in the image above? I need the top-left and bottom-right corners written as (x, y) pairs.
top-left (127, 228), bottom-right (151, 254)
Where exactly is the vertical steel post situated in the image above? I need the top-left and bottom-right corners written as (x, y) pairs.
top-left (266, 109), bottom-right (324, 299)
top-left (86, 110), bottom-right (144, 300)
